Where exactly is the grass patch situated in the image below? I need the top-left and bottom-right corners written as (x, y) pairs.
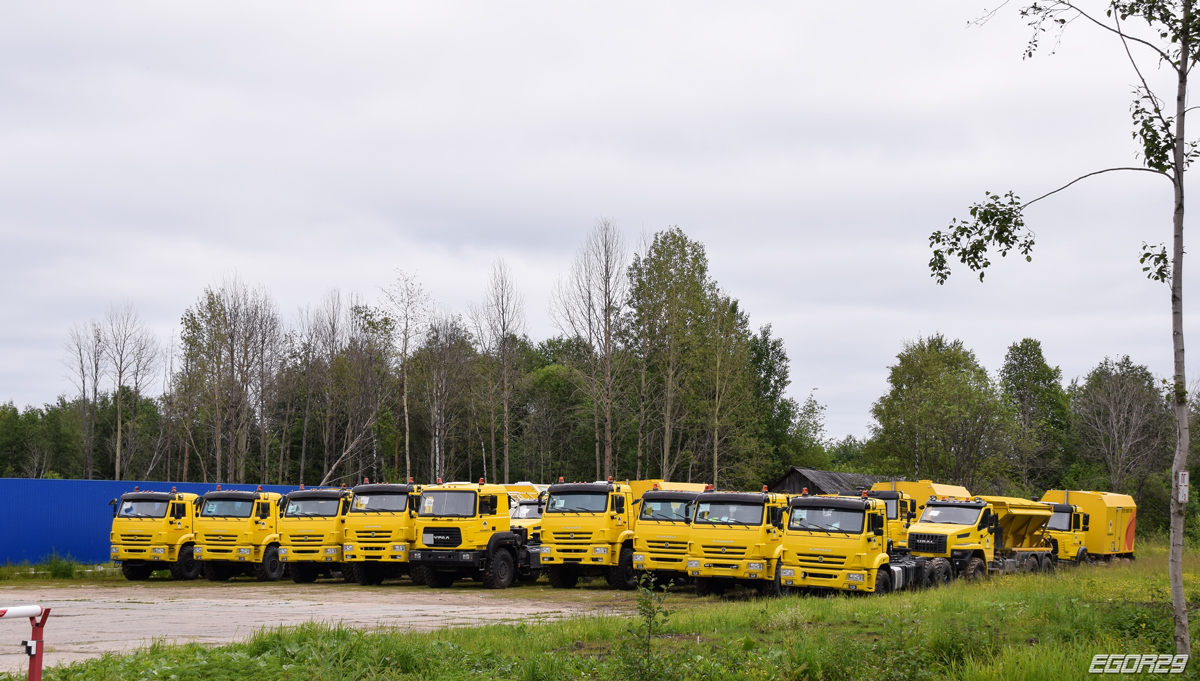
top-left (8, 545), bottom-right (1200, 680)
top-left (0, 554), bottom-right (119, 582)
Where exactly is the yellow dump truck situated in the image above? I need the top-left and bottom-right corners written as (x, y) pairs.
top-left (1040, 490), bottom-right (1137, 563)
top-left (908, 495), bottom-right (1054, 582)
top-left (109, 488), bottom-right (201, 580)
top-left (277, 486), bottom-right (353, 583)
top-left (409, 481), bottom-right (539, 589)
top-left (193, 487), bottom-right (284, 581)
top-left (685, 488), bottom-right (791, 596)
top-left (539, 479), bottom-right (638, 590)
top-left (341, 482), bottom-right (422, 585)
top-left (631, 488), bottom-right (701, 585)
top-left (779, 492), bottom-right (926, 594)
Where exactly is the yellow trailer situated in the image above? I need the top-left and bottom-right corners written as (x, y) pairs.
top-left (1039, 490), bottom-right (1136, 561)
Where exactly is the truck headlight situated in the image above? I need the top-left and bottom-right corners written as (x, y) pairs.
top-left (110, 546), bottom-right (118, 554)
top-left (392, 545), bottom-right (405, 552)
top-left (633, 554), bottom-right (644, 562)
top-left (343, 544), bottom-right (354, 552)
top-left (594, 547), bottom-right (609, 554)
top-left (687, 560), bottom-right (700, 568)
top-left (278, 548), bottom-right (287, 554)
top-left (847, 573), bottom-right (865, 582)
top-left (325, 547), bottom-right (338, 554)
top-left (748, 562), bottom-right (764, 571)
top-left (411, 552), bottom-right (422, 560)
top-left (781, 569), bottom-right (794, 577)
top-left (193, 546), bottom-right (203, 553)
top-left (238, 548), bottom-right (251, 555)
top-left (153, 547), bottom-right (165, 554)
top-left (534, 546), bottom-right (550, 554)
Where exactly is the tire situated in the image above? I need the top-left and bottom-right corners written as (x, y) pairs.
top-left (1024, 554), bottom-right (1041, 574)
top-left (1040, 553), bottom-right (1055, 573)
top-left (169, 545), bottom-right (201, 581)
top-left (255, 547), bottom-right (284, 582)
top-left (964, 557), bottom-right (988, 580)
top-left (341, 563), bottom-right (359, 584)
top-left (763, 562), bottom-right (791, 598)
top-left (290, 562), bottom-right (318, 584)
top-left (424, 565), bottom-right (456, 589)
top-left (482, 550), bottom-right (515, 589)
top-left (694, 577), bottom-right (713, 597)
top-left (1078, 549), bottom-right (1090, 566)
top-left (203, 561), bottom-right (231, 582)
top-left (357, 563), bottom-right (385, 586)
top-left (872, 568), bottom-right (892, 595)
top-left (928, 558), bottom-right (952, 587)
top-left (546, 565), bottom-right (578, 589)
top-left (121, 562), bottom-right (153, 581)
top-left (606, 547), bottom-right (637, 590)
top-left (409, 564), bottom-right (427, 585)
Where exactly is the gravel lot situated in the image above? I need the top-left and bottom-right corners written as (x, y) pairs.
top-left (0, 578), bottom-right (625, 674)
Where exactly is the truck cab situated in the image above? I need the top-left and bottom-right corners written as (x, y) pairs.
top-left (631, 489), bottom-right (699, 584)
top-left (110, 488), bottom-right (201, 581)
top-left (510, 498), bottom-right (543, 545)
top-left (909, 495), bottom-right (1053, 582)
top-left (538, 479), bottom-right (638, 590)
top-left (779, 493), bottom-right (924, 594)
top-left (277, 487), bottom-right (353, 583)
top-left (1042, 502), bottom-right (1090, 563)
top-left (685, 488), bottom-right (790, 597)
top-left (342, 482), bottom-right (421, 585)
top-left (1039, 490), bottom-right (1135, 562)
top-left (839, 489), bottom-right (917, 552)
top-left (193, 487), bottom-right (283, 581)
top-left (409, 480), bottom-right (537, 589)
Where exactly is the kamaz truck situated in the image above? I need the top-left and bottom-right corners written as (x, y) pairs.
top-left (409, 480), bottom-right (538, 589)
top-left (1039, 490), bottom-right (1137, 563)
top-left (779, 492), bottom-right (926, 594)
top-left (277, 486), bottom-right (353, 583)
top-left (538, 479), bottom-right (639, 590)
top-left (341, 482), bottom-right (421, 585)
top-left (109, 487), bottom-right (201, 581)
top-left (908, 495), bottom-right (1055, 582)
top-left (631, 487), bottom-right (700, 585)
top-left (193, 487), bottom-right (284, 581)
top-left (685, 488), bottom-right (791, 597)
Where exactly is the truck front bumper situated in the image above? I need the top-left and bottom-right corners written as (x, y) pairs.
top-left (279, 545), bottom-right (342, 563)
top-left (194, 543), bottom-right (261, 563)
top-left (111, 544), bottom-right (176, 563)
top-left (409, 549), bottom-right (483, 569)
top-left (687, 558), bottom-right (772, 581)
top-left (778, 564), bottom-right (876, 592)
top-left (343, 542), bottom-right (411, 563)
top-left (632, 551), bottom-right (688, 574)
top-left (538, 544), bottom-right (616, 567)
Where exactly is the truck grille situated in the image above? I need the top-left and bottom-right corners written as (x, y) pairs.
top-left (794, 553), bottom-right (847, 567)
top-left (204, 534), bottom-right (236, 544)
top-left (353, 530), bottom-right (393, 541)
top-left (288, 534), bottom-right (324, 544)
top-left (910, 533), bottom-right (947, 554)
top-left (646, 541), bottom-right (686, 554)
top-left (551, 532), bottom-right (592, 543)
top-left (422, 527), bottom-right (462, 547)
top-left (701, 545), bottom-right (746, 557)
top-left (120, 534), bottom-right (151, 543)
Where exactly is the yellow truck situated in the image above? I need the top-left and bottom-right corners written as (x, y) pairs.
top-left (908, 495), bottom-right (1055, 582)
top-left (841, 489), bottom-right (919, 552)
top-left (510, 497), bottom-right (543, 546)
top-left (109, 487), bottom-right (201, 581)
top-left (277, 486), bottom-right (353, 583)
top-left (631, 488), bottom-right (700, 585)
top-left (685, 488), bottom-right (791, 597)
top-left (409, 480), bottom-right (539, 589)
top-left (1039, 490), bottom-right (1137, 563)
top-left (341, 482), bottom-right (421, 585)
top-left (193, 487), bottom-right (284, 581)
top-left (779, 492), bottom-right (927, 594)
top-left (538, 479), bottom-right (640, 590)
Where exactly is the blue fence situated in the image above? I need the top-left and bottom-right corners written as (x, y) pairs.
top-left (0, 478), bottom-right (300, 565)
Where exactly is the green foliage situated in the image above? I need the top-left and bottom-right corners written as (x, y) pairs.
top-left (999, 338), bottom-right (1071, 495)
top-left (928, 190), bottom-right (1032, 285)
top-left (615, 574), bottom-right (673, 681)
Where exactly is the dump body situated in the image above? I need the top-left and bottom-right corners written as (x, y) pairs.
top-left (409, 482), bottom-right (536, 589)
top-left (1039, 490), bottom-right (1136, 559)
top-left (909, 495), bottom-right (1053, 579)
top-left (277, 488), bottom-right (352, 582)
top-left (342, 483), bottom-right (420, 584)
top-left (632, 490), bottom-right (699, 582)
top-left (685, 491), bottom-right (791, 595)
top-left (110, 490), bottom-right (201, 580)
top-left (872, 480), bottom-right (972, 502)
top-left (193, 490), bottom-right (283, 580)
top-left (538, 480), bottom-right (638, 589)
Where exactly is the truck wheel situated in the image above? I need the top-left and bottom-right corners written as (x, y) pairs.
top-left (1024, 554), bottom-right (1041, 574)
top-left (606, 547), bottom-right (637, 590)
top-left (964, 557), bottom-right (987, 580)
top-left (872, 568), bottom-right (892, 595)
top-left (546, 565), bottom-right (578, 589)
top-left (340, 563), bottom-right (359, 584)
top-left (409, 565), bottom-right (427, 585)
top-left (169, 546), bottom-right (201, 580)
top-left (1077, 549), bottom-right (1090, 566)
top-left (928, 558), bottom-right (951, 587)
top-left (203, 562), bottom-right (231, 582)
top-left (255, 547), bottom-right (284, 582)
top-left (424, 565), bottom-right (456, 588)
top-left (290, 563), bottom-right (318, 583)
top-left (357, 563), bottom-right (384, 586)
top-left (122, 562), bottom-right (153, 581)
top-left (694, 577), bottom-right (713, 597)
top-left (763, 563), bottom-right (790, 598)
top-left (482, 550), bottom-right (515, 589)
top-left (1040, 554), bottom-right (1055, 573)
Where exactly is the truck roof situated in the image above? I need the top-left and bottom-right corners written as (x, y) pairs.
top-left (285, 489), bottom-right (349, 500)
top-left (641, 490), bottom-right (700, 502)
top-left (352, 483), bottom-right (416, 495)
top-left (201, 490), bottom-right (267, 501)
top-left (547, 482), bottom-right (613, 494)
top-left (696, 491), bottom-right (772, 505)
top-left (120, 491), bottom-right (178, 502)
top-left (790, 496), bottom-right (874, 510)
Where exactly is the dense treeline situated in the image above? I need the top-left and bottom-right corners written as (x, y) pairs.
top-left (0, 224), bottom-right (1193, 534)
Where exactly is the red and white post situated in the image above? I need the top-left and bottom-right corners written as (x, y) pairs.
top-left (0, 605), bottom-right (50, 681)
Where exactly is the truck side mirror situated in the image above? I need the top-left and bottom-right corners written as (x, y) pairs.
top-left (257, 503), bottom-right (270, 519)
top-left (614, 496), bottom-right (626, 514)
top-left (173, 503), bottom-right (187, 519)
top-left (109, 498), bottom-right (118, 518)
top-left (1083, 513), bottom-right (1090, 531)
top-left (872, 514), bottom-right (884, 536)
top-left (770, 507), bottom-right (784, 529)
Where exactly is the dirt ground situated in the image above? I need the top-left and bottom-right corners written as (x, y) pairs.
top-left (0, 578), bottom-right (632, 674)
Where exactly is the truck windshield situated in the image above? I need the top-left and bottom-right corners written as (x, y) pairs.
top-left (286, 498), bottom-right (341, 517)
top-left (351, 494), bottom-right (408, 512)
top-left (920, 505), bottom-right (981, 525)
top-left (419, 491), bottom-right (476, 517)
top-left (1047, 512), bottom-right (1071, 531)
top-left (640, 499), bottom-right (692, 522)
top-left (789, 506), bottom-right (864, 533)
top-left (512, 503), bottom-right (541, 519)
top-left (545, 493), bottom-right (608, 513)
top-left (202, 500), bottom-right (254, 517)
top-left (119, 500), bottom-right (168, 518)
top-left (695, 502), bottom-right (763, 525)
top-left (883, 500), bottom-right (897, 519)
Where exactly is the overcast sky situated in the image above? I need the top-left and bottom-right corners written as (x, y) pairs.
top-left (0, 1), bottom-right (1191, 439)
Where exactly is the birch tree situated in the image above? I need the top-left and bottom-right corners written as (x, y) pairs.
top-left (103, 303), bottom-right (158, 480)
top-left (65, 320), bottom-right (105, 479)
top-left (481, 258), bottom-right (525, 483)
top-left (383, 270), bottom-right (429, 482)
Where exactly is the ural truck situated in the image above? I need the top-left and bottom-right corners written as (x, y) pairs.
top-left (1039, 490), bottom-right (1137, 563)
top-left (278, 486), bottom-right (353, 583)
top-left (109, 487), bottom-right (201, 581)
top-left (779, 492), bottom-right (926, 594)
top-left (193, 487), bottom-right (284, 581)
top-left (341, 482), bottom-right (421, 585)
top-left (409, 480), bottom-right (538, 589)
top-left (631, 487), bottom-right (700, 585)
top-left (908, 495), bottom-right (1055, 582)
top-left (685, 488), bottom-right (791, 597)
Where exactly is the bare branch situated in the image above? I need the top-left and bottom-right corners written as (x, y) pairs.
top-left (1024, 166), bottom-right (1170, 207)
